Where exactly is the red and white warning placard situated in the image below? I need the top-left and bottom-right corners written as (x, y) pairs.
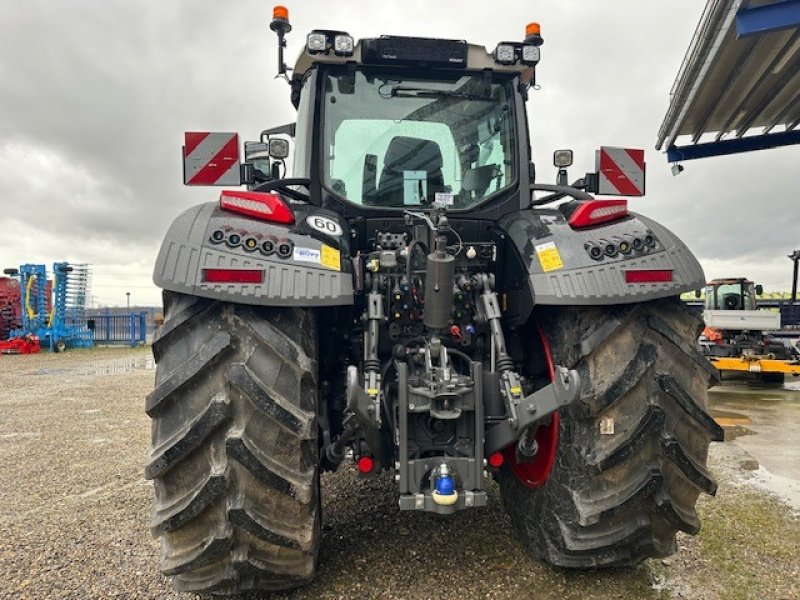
top-left (183, 132), bottom-right (241, 186)
top-left (595, 146), bottom-right (645, 196)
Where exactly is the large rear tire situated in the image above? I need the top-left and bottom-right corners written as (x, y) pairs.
top-left (145, 292), bottom-right (320, 594)
top-left (497, 298), bottom-right (723, 567)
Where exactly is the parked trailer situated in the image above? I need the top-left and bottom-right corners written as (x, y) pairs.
top-left (0, 277), bottom-right (22, 340)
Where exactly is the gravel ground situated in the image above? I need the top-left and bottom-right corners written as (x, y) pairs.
top-left (0, 347), bottom-right (798, 600)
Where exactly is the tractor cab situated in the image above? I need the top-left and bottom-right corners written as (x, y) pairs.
top-left (704, 277), bottom-right (762, 311)
top-left (256, 12), bottom-right (545, 219)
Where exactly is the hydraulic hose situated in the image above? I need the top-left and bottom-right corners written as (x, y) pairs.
top-left (24, 275), bottom-right (36, 320)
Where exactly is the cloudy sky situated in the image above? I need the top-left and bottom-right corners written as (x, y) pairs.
top-left (1, 1), bottom-right (798, 307)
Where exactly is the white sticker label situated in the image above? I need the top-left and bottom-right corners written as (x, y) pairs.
top-left (293, 247), bottom-right (321, 263)
top-left (306, 215), bottom-right (343, 237)
top-left (434, 192), bottom-right (454, 206)
top-left (599, 416), bottom-right (615, 435)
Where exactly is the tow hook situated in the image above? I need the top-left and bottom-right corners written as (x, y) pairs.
top-left (432, 464), bottom-right (458, 506)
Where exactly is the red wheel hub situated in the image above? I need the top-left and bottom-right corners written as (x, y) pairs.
top-left (504, 325), bottom-right (560, 488)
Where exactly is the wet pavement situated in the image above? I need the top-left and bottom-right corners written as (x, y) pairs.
top-left (708, 376), bottom-right (800, 510)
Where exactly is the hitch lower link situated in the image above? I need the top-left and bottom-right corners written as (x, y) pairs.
top-left (484, 365), bottom-right (580, 456)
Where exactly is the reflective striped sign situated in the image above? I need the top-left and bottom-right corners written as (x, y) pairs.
top-left (595, 147), bottom-right (645, 196)
top-left (183, 132), bottom-right (241, 186)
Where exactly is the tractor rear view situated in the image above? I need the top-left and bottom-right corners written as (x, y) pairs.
top-left (146, 8), bottom-right (721, 594)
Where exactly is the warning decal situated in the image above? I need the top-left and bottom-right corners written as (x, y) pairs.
top-left (595, 146), bottom-right (645, 196)
top-left (183, 132), bottom-right (241, 186)
top-left (535, 241), bottom-right (563, 273)
top-left (320, 245), bottom-right (341, 271)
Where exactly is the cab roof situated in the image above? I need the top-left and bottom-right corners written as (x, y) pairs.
top-left (291, 36), bottom-right (535, 84)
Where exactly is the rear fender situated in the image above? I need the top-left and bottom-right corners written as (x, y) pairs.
top-left (153, 202), bottom-right (354, 306)
top-left (499, 208), bottom-right (704, 315)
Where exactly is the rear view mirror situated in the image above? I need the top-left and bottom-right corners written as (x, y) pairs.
top-left (756, 284), bottom-right (763, 295)
top-left (244, 141), bottom-right (269, 161)
top-left (244, 141), bottom-right (272, 182)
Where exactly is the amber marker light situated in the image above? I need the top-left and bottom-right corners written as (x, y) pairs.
top-left (273, 5), bottom-right (289, 20)
top-left (525, 21), bottom-right (544, 47)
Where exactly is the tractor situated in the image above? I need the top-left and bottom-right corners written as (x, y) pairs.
top-left (146, 8), bottom-right (721, 594)
top-left (701, 277), bottom-right (800, 383)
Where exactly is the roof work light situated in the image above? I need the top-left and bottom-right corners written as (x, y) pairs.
top-left (306, 32), bottom-right (327, 53)
top-left (334, 34), bottom-right (355, 56)
top-left (494, 44), bottom-right (516, 65)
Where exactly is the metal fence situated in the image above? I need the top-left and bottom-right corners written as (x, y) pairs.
top-left (67, 312), bottom-right (148, 346)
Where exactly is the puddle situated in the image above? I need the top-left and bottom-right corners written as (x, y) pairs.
top-left (28, 367), bottom-right (76, 376)
top-left (750, 466), bottom-right (800, 513)
top-left (0, 432), bottom-right (41, 440)
top-left (27, 355), bottom-right (156, 377)
top-left (709, 406), bottom-right (754, 440)
top-left (710, 408), bottom-right (752, 427)
top-left (80, 355), bottom-right (155, 376)
top-left (710, 380), bottom-right (800, 506)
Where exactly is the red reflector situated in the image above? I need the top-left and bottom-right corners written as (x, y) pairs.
top-left (202, 269), bottom-right (264, 284)
top-left (219, 190), bottom-right (294, 224)
top-left (357, 456), bottom-right (374, 474)
top-left (624, 269), bottom-right (673, 283)
top-left (488, 452), bottom-right (504, 468)
top-left (568, 199), bottom-right (628, 228)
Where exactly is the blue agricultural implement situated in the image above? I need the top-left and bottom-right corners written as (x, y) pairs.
top-left (4, 263), bottom-right (94, 352)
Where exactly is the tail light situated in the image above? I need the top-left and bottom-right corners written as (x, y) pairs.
top-left (357, 456), bottom-right (375, 474)
top-left (202, 269), bottom-right (264, 284)
top-left (488, 452), bottom-right (504, 468)
top-left (568, 199), bottom-right (628, 229)
top-left (624, 269), bottom-right (673, 283)
top-left (219, 190), bottom-right (294, 225)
